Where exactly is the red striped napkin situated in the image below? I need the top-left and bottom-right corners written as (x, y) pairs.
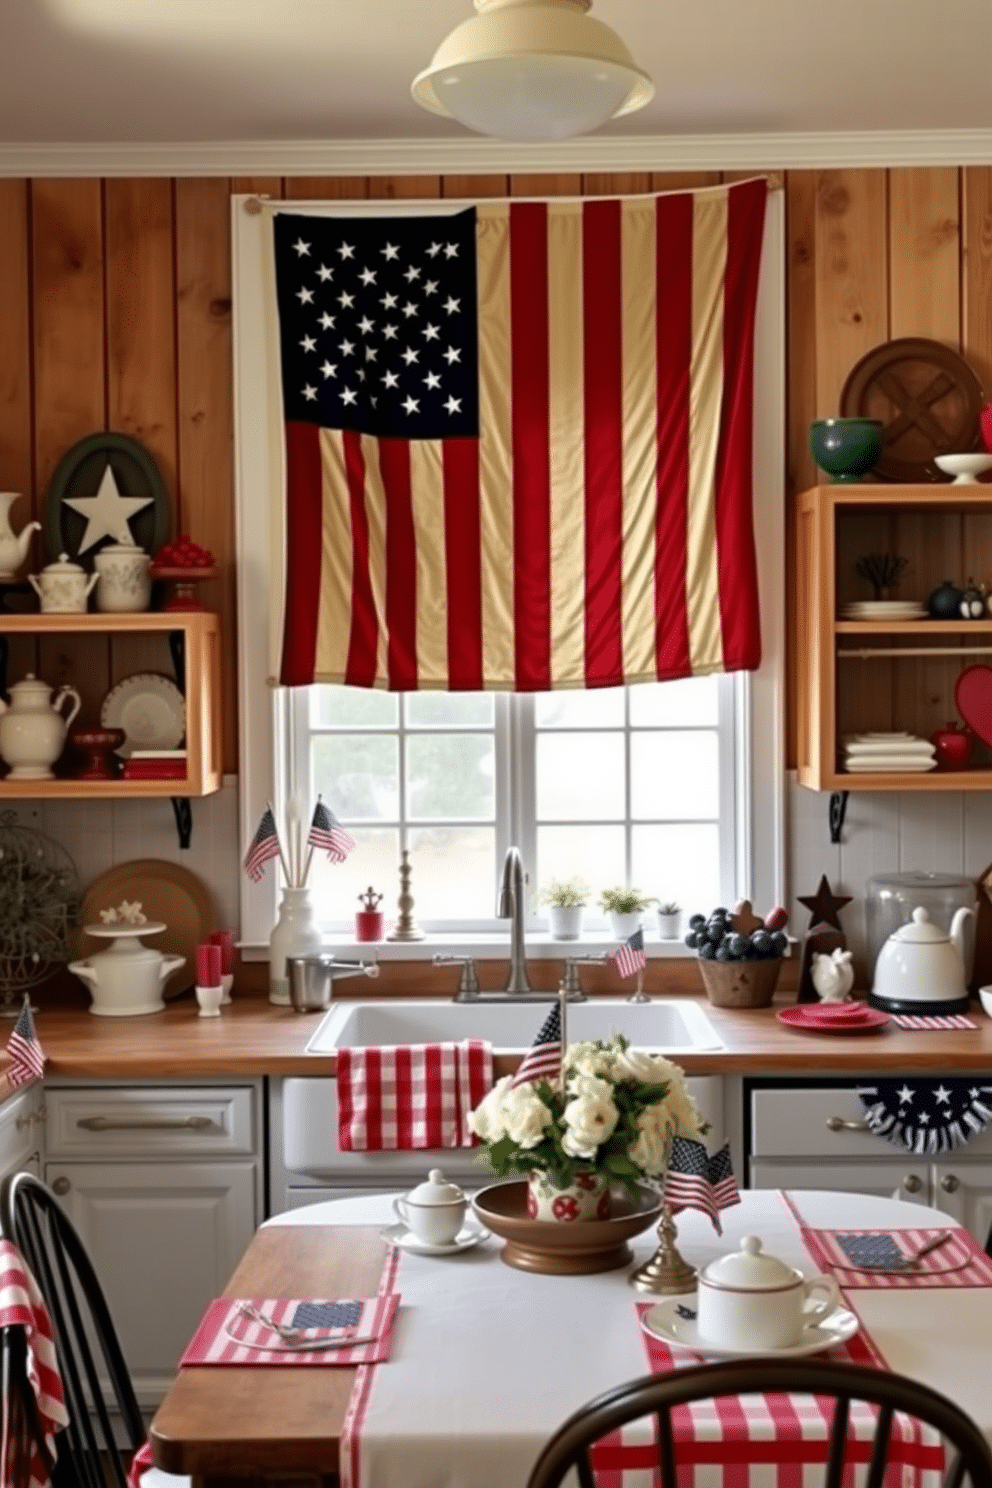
top-left (890, 1014), bottom-right (977, 1030)
top-left (336, 1039), bottom-right (492, 1151)
top-left (0, 1239), bottom-right (69, 1488)
top-left (179, 1295), bottom-right (399, 1367)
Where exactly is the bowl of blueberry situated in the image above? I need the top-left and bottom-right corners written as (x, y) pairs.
top-left (685, 900), bottom-right (790, 1009)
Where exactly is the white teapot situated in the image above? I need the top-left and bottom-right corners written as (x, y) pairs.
top-left (696, 1235), bottom-right (839, 1351)
top-left (0, 492), bottom-right (40, 580)
top-left (871, 905), bottom-right (973, 1012)
top-left (393, 1169), bottom-right (467, 1246)
top-left (28, 553), bottom-right (98, 614)
top-left (0, 673), bottom-right (81, 779)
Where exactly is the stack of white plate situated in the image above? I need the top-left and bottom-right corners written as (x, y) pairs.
top-left (843, 732), bottom-right (937, 773)
top-left (841, 600), bottom-right (928, 621)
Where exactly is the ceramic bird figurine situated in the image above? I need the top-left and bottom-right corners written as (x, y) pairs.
top-left (811, 947), bottom-right (855, 1003)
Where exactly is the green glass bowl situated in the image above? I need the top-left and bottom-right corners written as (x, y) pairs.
top-left (809, 418), bottom-right (884, 483)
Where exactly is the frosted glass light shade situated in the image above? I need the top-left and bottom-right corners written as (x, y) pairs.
top-left (411, 0), bottom-right (654, 141)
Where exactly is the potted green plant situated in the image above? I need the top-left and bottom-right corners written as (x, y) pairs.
top-left (656, 900), bottom-right (682, 940)
top-left (538, 877), bottom-right (590, 941)
top-left (599, 886), bottom-right (656, 941)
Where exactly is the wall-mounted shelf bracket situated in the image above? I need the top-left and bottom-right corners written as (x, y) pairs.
top-left (828, 790), bottom-right (849, 845)
top-left (171, 797), bottom-right (193, 850)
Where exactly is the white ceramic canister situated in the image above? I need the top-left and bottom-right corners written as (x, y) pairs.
top-left (28, 553), bottom-right (98, 613)
top-left (394, 1170), bottom-right (467, 1246)
top-left (68, 927), bottom-right (186, 1016)
top-left (93, 543), bottom-right (152, 613)
top-left (0, 673), bottom-right (81, 779)
top-left (696, 1235), bottom-right (840, 1351)
top-left (269, 886), bottom-right (323, 1005)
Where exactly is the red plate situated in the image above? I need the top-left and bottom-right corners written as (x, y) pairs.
top-left (777, 1006), bottom-right (890, 1035)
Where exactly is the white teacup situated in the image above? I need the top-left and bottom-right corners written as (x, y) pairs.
top-left (393, 1169), bottom-right (467, 1247)
top-left (696, 1235), bottom-right (840, 1351)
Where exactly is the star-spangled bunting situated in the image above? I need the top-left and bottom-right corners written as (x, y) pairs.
top-left (511, 1004), bottom-right (562, 1089)
top-left (612, 928), bottom-right (646, 981)
top-left (243, 806), bottom-right (282, 883)
top-left (664, 1136), bottom-right (740, 1233)
top-left (6, 998), bottom-right (44, 1087)
top-left (856, 1077), bottom-right (992, 1154)
top-left (307, 798), bottom-right (356, 864)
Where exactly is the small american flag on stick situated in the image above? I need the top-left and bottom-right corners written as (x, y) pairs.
top-left (665, 1136), bottom-right (740, 1233)
top-left (612, 927), bottom-right (646, 981)
top-left (243, 806), bottom-right (282, 883)
top-left (511, 1003), bottom-right (562, 1089)
top-left (307, 798), bottom-right (356, 864)
top-left (6, 998), bottom-right (45, 1087)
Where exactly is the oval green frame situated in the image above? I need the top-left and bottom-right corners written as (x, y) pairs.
top-left (43, 431), bottom-right (173, 564)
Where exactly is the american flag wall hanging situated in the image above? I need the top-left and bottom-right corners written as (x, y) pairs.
top-left (269, 179), bottom-right (767, 692)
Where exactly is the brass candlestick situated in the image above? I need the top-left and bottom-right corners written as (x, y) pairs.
top-left (386, 849), bottom-right (424, 942)
top-left (629, 1203), bottom-right (697, 1294)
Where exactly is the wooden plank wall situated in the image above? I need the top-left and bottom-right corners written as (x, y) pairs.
top-left (2, 167), bottom-right (991, 775)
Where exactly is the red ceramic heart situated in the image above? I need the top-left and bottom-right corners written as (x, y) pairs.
top-left (955, 666), bottom-right (992, 746)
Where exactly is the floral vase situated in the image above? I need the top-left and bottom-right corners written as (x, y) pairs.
top-left (526, 1170), bottom-right (612, 1223)
top-left (269, 886), bottom-right (322, 1006)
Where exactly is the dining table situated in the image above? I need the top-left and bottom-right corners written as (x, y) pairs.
top-left (148, 1187), bottom-right (992, 1488)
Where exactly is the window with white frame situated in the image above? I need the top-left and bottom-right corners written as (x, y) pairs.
top-left (232, 189), bottom-right (785, 950)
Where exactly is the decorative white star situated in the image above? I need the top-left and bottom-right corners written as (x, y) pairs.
top-left (402, 302), bottom-right (418, 319)
top-left (443, 296), bottom-right (460, 315)
top-left (423, 280), bottom-right (439, 297)
top-left (370, 395), bottom-right (378, 407)
top-left (401, 347), bottom-right (419, 365)
top-left (340, 387), bottom-right (358, 405)
top-left (359, 268), bottom-right (377, 286)
top-left (293, 238), bottom-right (310, 257)
top-left (444, 243), bottom-right (459, 259)
top-left (444, 395), bottom-right (462, 414)
top-left (424, 371), bottom-right (441, 390)
top-left (302, 384), bottom-right (318, 401)
top-left (319, 312), bottom-right (336, 330)
top-left (382, 243), bottom-right (400, 261)
top-left (381, 292), bottom-right (398, 309)
top-left (64, 464), bottom-right (153, 552)
top-left (382, 324), bottom-right (398, 340)
top-left (918, 1111), bottom-right (930, 1123)
top-left (382, 371), bottom-right (399, 389)
top-left (296, 287), bottom-right (314, 305)
top-left (320, 361), bottom-right (337, 379)
top-left (971, 1088), bottom-right (982, 1100)
top-left (356, 369), bottom-right (366, 382)
top-left (365, 346), bottom-right (378, 362)
top-left (300, 335), bottom-right (316, 353)
top-left (358, 316), bottom-right (375, 335)
top-left (443, 345), bottom-right (461, 365)
top-left (404, 265), bottom-right (421, 282)
top-left (337, 242), bottom-right (355, 260)
top-left (934, 1085), bottom-right (952, 1105)
top-left (317, 264), bottom-right (334, 282)
top-left (339, 339), bottom-right (356, 356)
top-left (426, 242), bottom-right (442, 258)
top-left (402, 396), bottom-right (420, 414)
top-left (338, 291), bottom-right (355, 309)
top-left (897, 1084), bottom-right (914, 1105)
top-left (423, 323), bottom-right (440, 342)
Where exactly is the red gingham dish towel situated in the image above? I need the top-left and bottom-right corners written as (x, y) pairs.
top-left (336, 1039), bottom-right (492, 1151)
top-left (615, 1309), bottom-right (943, 1488)
top-left (0, 1239), bottom-right (69, 1488)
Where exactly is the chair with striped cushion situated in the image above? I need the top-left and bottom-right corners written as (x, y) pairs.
top-left (526, 1357), bottom-right (992, 1488)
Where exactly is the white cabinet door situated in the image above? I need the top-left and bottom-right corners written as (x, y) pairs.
top-left (930, 1161), bottom-right (992, 1245)
top-left (749, 1159), bottom-right (931, 1206)
top-left (0, 1086), bottom-right (44, 1181)
top-left (45, 1160), bottom-right (256, 1408)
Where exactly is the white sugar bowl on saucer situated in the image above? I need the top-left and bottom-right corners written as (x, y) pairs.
top-left (394, 1170), bottom-right (467, 1247)
top-left (696, 1235), bottom-right (839, 1351)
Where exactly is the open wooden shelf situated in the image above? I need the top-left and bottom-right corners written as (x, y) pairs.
top-left (0, 609), bottom-right (221, 798)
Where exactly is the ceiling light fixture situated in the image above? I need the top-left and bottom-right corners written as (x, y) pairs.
top-left (411, 0), bottom-right (654, 142)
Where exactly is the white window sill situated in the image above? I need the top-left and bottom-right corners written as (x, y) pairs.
top-left (241, 931), bottom-right (694, 963)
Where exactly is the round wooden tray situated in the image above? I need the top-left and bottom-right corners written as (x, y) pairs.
top-left (472, 1181), bottom-right (663, 1275)
top-left (840, 337), bottom-right (985, 483)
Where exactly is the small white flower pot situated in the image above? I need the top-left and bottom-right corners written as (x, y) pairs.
top-left (657, 910), bottom-right (682, 940)
top-left (609, 910), bottom-right (642, 941)
top-left (548, 904), bottom-right (584, 941)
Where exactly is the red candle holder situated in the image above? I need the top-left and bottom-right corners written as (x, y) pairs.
top-left (355, 910), bottom-right (385, 942)
top-left (149, 565), bottom-right (218, 612)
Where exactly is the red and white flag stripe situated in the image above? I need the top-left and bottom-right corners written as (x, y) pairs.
top-left (0, 1239), bottom-right (68, 1488)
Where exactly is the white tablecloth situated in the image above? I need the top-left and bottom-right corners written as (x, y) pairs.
top-left (268, 1190), bottom-right (992, 1488)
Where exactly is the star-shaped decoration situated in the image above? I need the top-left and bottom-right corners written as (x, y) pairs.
top-left (364, 346), bottom-right (378, 363)
top-left (357, 316), bottom-right (375, 336)
top-left (300, 335), bottom-right (316, 352)
top-left (340, 387), bottom-right (358, 406)
top-left (424, 280), bottom-right (439, 296)
top-left (918, 1111), bottom-right (930, 1124)
top-left (302, 384), bottom-right (318, 401)
top-left (317, 264), bottom-right (334, 282)
top-left (934, 1085), bottom-right (951, 1105)
top-left (337, 242), bottom-right (355, 260)
top-left (423, 323), bottom-right (440, 342)
top-left (64, 464), bottom-right (152, 552)
top-left (381, 292), bottom-right (398, 309)
top-left (402, 396), bottom-right (420, 415)
top-left (339, 339), bottom-right (355, 357)
top-left (359, 268), bottom-right (376, 286)
top-left (424, 371), bottom-right (441, 390)
top-left (296, 287), bottom-right (314, 305)
top-left (382, 243), bottom-right (400, 261)
top-left (402, 302), bottom-right (418, 319)
top-left (426, 242), bottom-right (442, 258)
top-left (798, 875), bottom-right (852, 931)
top-left (404, 265), bottom-right (421, 283)
top-left (444, 243), bottom-right (459, 258)
top-left (319, 312), bottom-right (336, 330)
top-left (382, 324), bottom-right (398, 341)
top-left (897, 1084), bottom-right (915, 1105)
top-left (338, 291), bottom-right (355, 309)
top-left (292, 238), bottom-right (310, 257)
top-left (382, 371), bottom-right (399, 389)
top-left (444, 396), bottom-right (462, 414)
top-left (443, 296), bottom-right (460, 315)
top-left (401, 347), bottom-right (419, 365)
top-left (443, 346), bottom-right (461, 365)
top-left (320, 362), bottom-right (337, 379)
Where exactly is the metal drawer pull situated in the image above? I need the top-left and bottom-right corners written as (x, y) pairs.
top-left (825, 1116), bottom-right (871, 1133)
top-left (76, 1115), bottom-right (215, 1132)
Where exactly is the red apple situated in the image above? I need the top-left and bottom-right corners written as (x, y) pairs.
top-left (931, 722), bottom-right (974, 771)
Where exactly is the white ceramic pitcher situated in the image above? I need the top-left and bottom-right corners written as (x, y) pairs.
top-left (0, 492), bottom-right (40, 580)
top-left (0, 673), bottom-right (81, 779)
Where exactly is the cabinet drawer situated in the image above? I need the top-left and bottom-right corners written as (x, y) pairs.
top-left (45, 1086), bottom-right (257, 1160)
top-left (751, 1084), bottom-right (992, 1161)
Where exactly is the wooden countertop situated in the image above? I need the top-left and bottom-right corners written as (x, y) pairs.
top-left (16, 990), bottom-right (992, 1079)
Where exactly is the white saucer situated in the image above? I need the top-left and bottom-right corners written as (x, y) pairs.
top-left (640, 1296), bottom-right (859, 1359)
top-left (381, 1221), bottom-right (489, 1256)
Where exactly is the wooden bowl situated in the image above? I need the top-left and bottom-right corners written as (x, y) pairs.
top-left (472, 1181), bottom-right (663, 1275)
top-left (697, 956), bottom-right (782, 1009)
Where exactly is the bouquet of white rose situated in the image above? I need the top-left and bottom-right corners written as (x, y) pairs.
top-left (467, 1034), bottom-right (707, 1196)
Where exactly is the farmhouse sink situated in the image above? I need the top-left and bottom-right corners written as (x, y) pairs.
top-left (306, 998), bottom-right (723, 1055)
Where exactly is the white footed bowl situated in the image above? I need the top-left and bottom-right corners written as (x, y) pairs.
top-left (934, 453), bottom-right (992, 484)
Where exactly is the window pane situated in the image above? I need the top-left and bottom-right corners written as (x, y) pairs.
top-left (632, 823), bottom-right (720, 917)
top-left (631, 731), bottom-right (718, 819)
top-left (629, 675), bottom-right (718, 727)
top-left (311, 685), bottom-right (397, 729)
top-left (407, 734), bottom-right (495, 821)
top-left (407, 827), bottom-right (496, 918)
top-left (405, 693), bottom-right (494, 728)
top-left (536, 732), bottom-right (625, 820)
top-left (536, 826), bottom-right (625, 910)
top-left (309, 827), bottom-right (400, 920)
top-left (313, 734), bottom-right (398, 820)
top-left (535, 688), bottom-right (625, 728)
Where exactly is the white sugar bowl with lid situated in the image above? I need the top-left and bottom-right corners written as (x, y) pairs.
top-left (28, 553), bottom-right (98, 613)
top-left (93, 543), bottom-right (152, 613)
top-left (696, 1235), bottom-right (839, 1351)
top-left (393, 1169), bottom-right (467, 1246)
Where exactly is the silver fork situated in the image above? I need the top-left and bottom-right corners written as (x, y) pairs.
top-left (236, 1302), bottom-right (306, 1338)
